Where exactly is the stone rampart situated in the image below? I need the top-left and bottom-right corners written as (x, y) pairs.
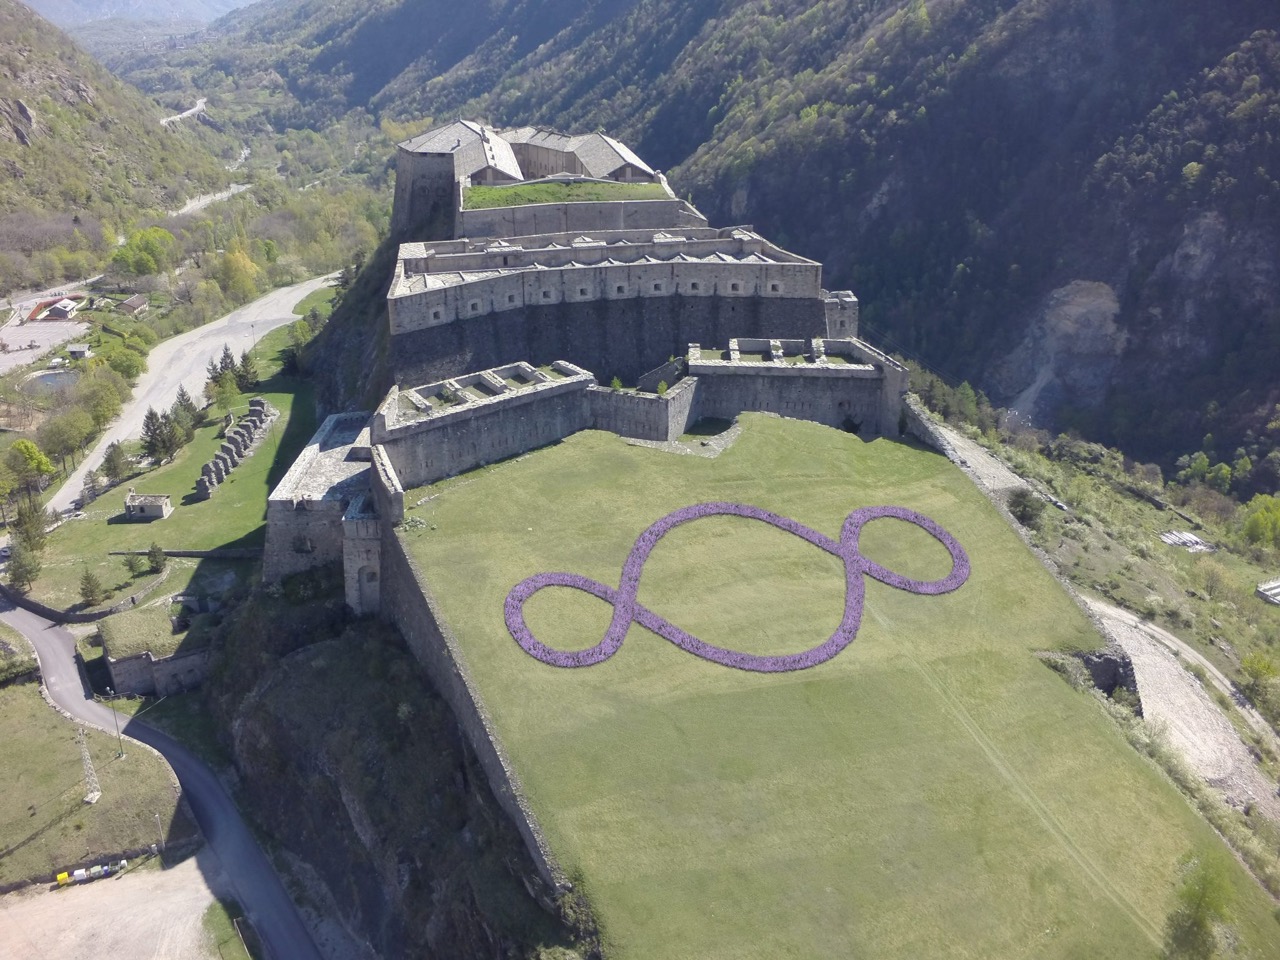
top-left (585, 376), bottom-right (700, 442)
top-left (390, 294), bottom-right (825, 389)
top-left (379, 531), bottom-right (565, 890)
top-left (105, 647), bottom-right (211, 698)
top-left (389, 257), bottom-right (820, 335)
top-left (457, 197), bottom-right (705, 239)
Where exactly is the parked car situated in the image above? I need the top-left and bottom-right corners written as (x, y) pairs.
top-left (0, 546), bottom-right (10, 560)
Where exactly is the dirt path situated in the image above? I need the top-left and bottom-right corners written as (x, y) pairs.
top-left (1090, 602), bottom-right (1280, 818)
top-left (0, 852), bottom-right (226, 959)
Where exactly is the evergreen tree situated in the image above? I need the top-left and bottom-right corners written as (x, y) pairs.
top-left (157, 413), bottom-right (184, 461)
top-left (101, 442), bottom-right (128, 484)
top-left (123, 553), bottom-right (145, 576)
top-left (7, 542), bottom-right (40, 593)
top-left (140, 407), bottom-right (164, 461)
top-left (218, 344), bottom-right (237, 376)
top-left (147, 542), bottom-right (167, 573)
top-left (236, 350), bottom-right (258, 391)
top-left (13, 499), bottom-right (49, 554)
top-left (206, 356), bottom-right (221, 383)
top-left (173, 384), bottom-right (199, 422)
top-left (79, 567), bottom-right (106, 606)
top-left (81, 468), bottom-right (103, 505)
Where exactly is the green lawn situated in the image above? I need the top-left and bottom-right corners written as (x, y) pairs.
top-left (30, 376), bottom-right (314, 609)
top-left (97, 559), bottom-right (246, 659)
top-left (0, 682), bottom-right (196, 886)
top-left (291, 285), bottom-right (338, 322)
top-left (402, 415), bottom-right (1280, 960)
top-left (463, 180), bottom-right (669, 209)
top-left (0, 620), bottom-right (37, 683)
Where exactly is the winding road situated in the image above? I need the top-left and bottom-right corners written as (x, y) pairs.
top-left (2, 277), bottom-right (338, 957)
top-left (50, 273), bottom-right (336, 514)
top-left (0, 603), bottom-right (323, 960)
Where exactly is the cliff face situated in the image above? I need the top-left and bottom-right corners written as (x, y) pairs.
top-left (205, 586), bottom-right (586, 959)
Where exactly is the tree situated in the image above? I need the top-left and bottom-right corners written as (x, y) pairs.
top-left (79, 567), bottom-right (106, 606)
top-left (6, 439), bottom-right (55, 500)
top-left (123, 553), bottom-right (145, 577)
top-left (235, 350), bottom-right (258, 391)
top-left (1162, 855), bottom-right (1232, 959)
top-left (1007, 487), bottom-right (1046, 527)
top-left (12, 499), bottom-right (50, 554)
top-left (7, 542), bottom-right (40, 593)
top-left (141, 407), bottom-right (164, 462)
top-left (101, 442), bottom-right (128, 484)
top-left (0, 460), bottom-right (16, 526)
top-left (147, 542), bottom-right (167, 574)
top-left (218, 344), bottom-right (237, 377)
top-left (173, 384), bottom-right (200, 423)
top-left (208, 371), bottom-right (239, 415)
top-left (81, 468), bottom-right (103, 505)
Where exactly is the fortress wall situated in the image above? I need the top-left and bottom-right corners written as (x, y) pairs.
top-left (370, 442), bottom-right (406, 524)
top-left (263, 498), bottom-right (348, 583)
top-left (380, 533), bottom-right (564, 890)
top-left (390, 260), bottom-right (821, 334)
top-left (691, 365), bottom-right (894, 436)
top-left (585, 375), bottom-right (701, 441)
top-left (379, 387), bottom-right (592, 492)
top-left (390, 293), bottom-right (826, 389)
top-left (457, 198), bottom-right (706, 239)
top-left (391, 150), bottom-right (457, 235)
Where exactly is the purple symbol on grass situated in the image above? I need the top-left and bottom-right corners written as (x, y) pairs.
top-left (504, 502), bottom-right (970, 673)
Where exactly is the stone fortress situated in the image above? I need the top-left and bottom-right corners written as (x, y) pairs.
top-left (265, 119), bottom-right (907, 617)
top-left (262, 119), bottom-right (912, 888)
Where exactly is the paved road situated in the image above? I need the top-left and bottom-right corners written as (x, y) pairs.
top-left (160, 97), bottom-right (207, 127)
top-left (50, 273), bottom-right (335, 514)
top-left (0, 602), bottom-right (323, 960)
top-left (1086, 597), bottom-right (1280, 752)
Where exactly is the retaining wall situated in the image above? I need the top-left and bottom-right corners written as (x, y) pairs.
top-left (457, 197), bottom-right (705, 239)
top-left (379, 531), bottom-right (564, 889)
top-left (390, 295), bottom-right (825, 389)
top-left (105, 647), bottom-right (211, 698)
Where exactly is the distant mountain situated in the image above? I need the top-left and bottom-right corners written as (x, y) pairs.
top-left (118, 0), bottom-right (1280, 477)
top-left (0, 0), bottom-right (232, 220)
top-left (22, 0), bottom-right (251, 28)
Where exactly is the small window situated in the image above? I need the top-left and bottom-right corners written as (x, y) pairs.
top-left (730, 282), bottom-right (741, 293)
top-left (542, 290), bottom-right (552, 300)
top-left (469, 300), bottom-right (479, 313)
top-left (653, 282), bottom-right (663, 292)
top-left (579, 287), bottom-right (588, 297)
top-left (431, 309), bottom-right (442, 321)
top-left (690, 281), bottom-right (700, 291)
top-left (616, 285), bottom-right (625, 295)
top-left (507, 293), bottom-right (516, 304)
top-left (769, 282), bottom-right (781, 293)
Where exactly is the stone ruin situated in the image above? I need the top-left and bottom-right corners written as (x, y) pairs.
top-left (193, 398), bottom-right (279, 500)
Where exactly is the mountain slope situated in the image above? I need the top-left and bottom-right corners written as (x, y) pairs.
top-left (120, 0), bottom-right (1280, 474)
top-left (0, 0), bottom-right (231, 219)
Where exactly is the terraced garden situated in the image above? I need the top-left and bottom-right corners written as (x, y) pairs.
top-left (401, 414), bottom-right (1280, 959)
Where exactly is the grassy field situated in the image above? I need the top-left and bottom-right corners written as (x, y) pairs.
top-left (0, 620), bottom-right (36, 683)
top-left (402, 415), bottom-right (1280, 960)
top-left (29, 370), bottom-right (314, 610)
top-left (463, 181), bottom-right (669, 209)
top-left (202, 898), bottom-right (253, 960)
top-left (97, 559), bottom-right (247, 659)
top-left (0, 682), bottom-right (196, 886)
top-left (291, 285), bottom-right (338, 323)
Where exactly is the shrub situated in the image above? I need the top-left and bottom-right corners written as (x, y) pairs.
top-left (1007, 487), bottom-right (1046, 527)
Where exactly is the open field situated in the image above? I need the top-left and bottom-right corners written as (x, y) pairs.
top-left (0, 621), bottom-right (36, 684)
top-left (0, 682), bottom-right (196, 887)
top-left (403, 415), bottom-right (1280, 960)
top-left (28, 370), bottom-right (314, 610)
top-left (463, 180), bottom-right (669, 209)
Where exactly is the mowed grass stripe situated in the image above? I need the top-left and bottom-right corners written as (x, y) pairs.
top-left (403, 417), bottom-right (1280, 959)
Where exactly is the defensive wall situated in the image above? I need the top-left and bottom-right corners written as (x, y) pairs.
top-left (386, 226), bottom-right (850, 388)
top-left (457, 192), bottom-right (706, 239)
top-left (264, 342), bottom-right (906, 616)
top-left (104, 646), bottom-right (211, 698)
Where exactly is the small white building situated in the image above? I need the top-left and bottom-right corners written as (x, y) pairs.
top-left (124, 489), bottom-right (173, 521)
top-left (67, 344), bottom-right (93, 360)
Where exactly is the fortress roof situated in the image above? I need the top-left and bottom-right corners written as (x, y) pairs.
top-left (399, 119), bottom-right (524, 181)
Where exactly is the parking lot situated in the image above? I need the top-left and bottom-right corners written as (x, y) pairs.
top-left (0, 316), bottom-right (89, 377)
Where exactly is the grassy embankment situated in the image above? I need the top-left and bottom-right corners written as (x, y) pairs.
top-left (463, 181), bottom-right (669, 209)
top-left (28, 326), bottom-right (316, 622)
top-left (402, 414), bottom-right (1280, 960)
top-left (0, 681), bottom-right (196, 886)
top-left (0, 620), bottom-right (37, 684)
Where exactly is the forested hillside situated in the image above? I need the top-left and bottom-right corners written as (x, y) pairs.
top-left (118, 0), bottom-right (1280, 474)
top-left (0, 0), bottom-right (237, 287)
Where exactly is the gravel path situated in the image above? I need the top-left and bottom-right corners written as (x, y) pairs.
top-left (0, 853), bottom-right (225, 959)
top-left (936, 427), bottom-right (1028, 496)
top-left (1089, 604), bottom-right (1280, 819)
